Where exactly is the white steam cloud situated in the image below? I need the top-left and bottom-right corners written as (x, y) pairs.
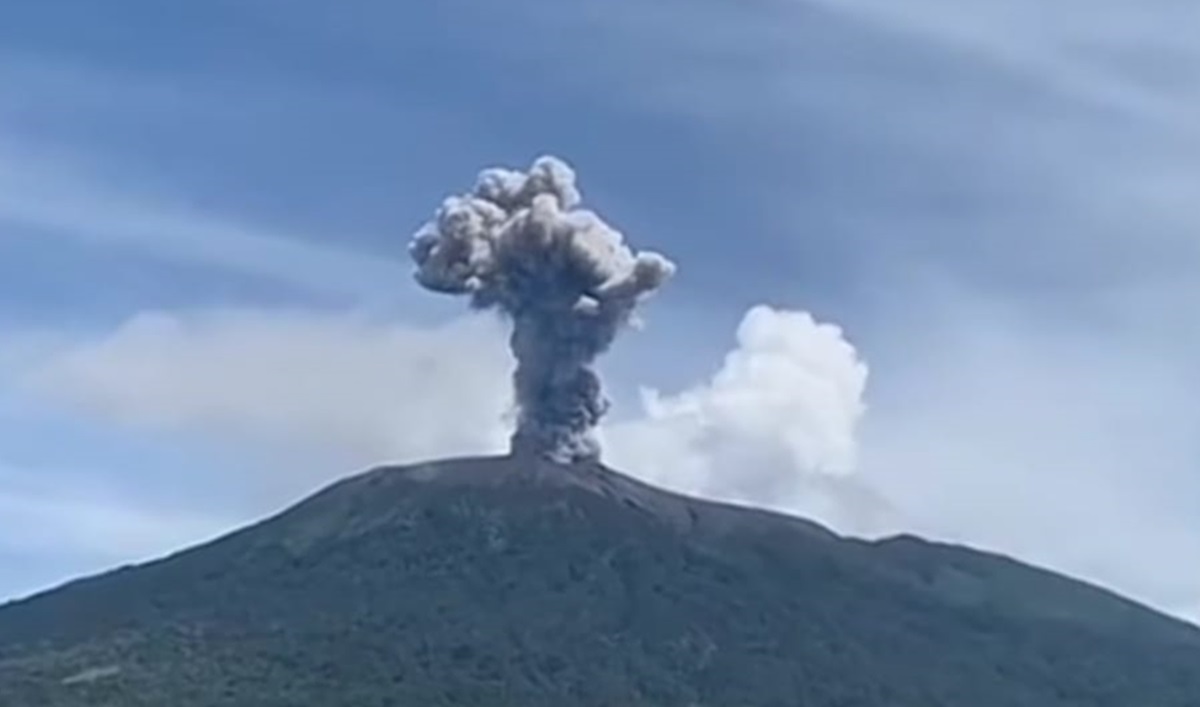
top-left (605, 306), bottom-right (878, 528)
top-left (409, 156), bottom-right (675, 463)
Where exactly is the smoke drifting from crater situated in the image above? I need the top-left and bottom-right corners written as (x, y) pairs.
top-left (409, 156), bottom-right (675, 463)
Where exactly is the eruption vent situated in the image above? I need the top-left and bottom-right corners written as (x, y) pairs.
top-left (409, 156), bottom-right (675, 463)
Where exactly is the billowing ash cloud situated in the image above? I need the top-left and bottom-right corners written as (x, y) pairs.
top-left (408, 156), bottom-right (675, 463)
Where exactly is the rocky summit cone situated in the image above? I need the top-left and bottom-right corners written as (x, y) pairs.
top-left (1, 455), bottom-right (1198, 706)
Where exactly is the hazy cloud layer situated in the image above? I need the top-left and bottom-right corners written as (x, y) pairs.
top-left (23, 311), bottom-right (514, 484)
top-left (21, 303), bottom-right (874, 529)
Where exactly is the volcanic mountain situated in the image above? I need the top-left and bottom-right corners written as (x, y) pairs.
top-left (1, 455), bottom-right (1197, 706)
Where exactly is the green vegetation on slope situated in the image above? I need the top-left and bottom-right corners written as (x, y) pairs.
top-left (1, 456), bottom-right (1197, 706)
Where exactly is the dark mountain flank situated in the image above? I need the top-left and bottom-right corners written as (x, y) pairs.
top-left (1, 455), bottom-right (1198, 706)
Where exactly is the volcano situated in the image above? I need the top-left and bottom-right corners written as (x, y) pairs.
top-left (1, 455), bottom-right (1198, 706)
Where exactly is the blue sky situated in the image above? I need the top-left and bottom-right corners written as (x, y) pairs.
top-left (0, 0), bottom-right (1196, 621)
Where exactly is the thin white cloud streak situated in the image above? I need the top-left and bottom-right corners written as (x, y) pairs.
top-left (500, 0), bottom-right (1200, 265)
top-left (810, 0), bottom-right (1200, 135)
top-left (0, 139), bottom-right (404, 303)
top-left (0, 52), bottom-right (410, 127)
top-left (545, 0), bottom-right (1200, 137)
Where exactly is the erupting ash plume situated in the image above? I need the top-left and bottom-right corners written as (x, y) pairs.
top-left (409, 156), bottom-right (675, 463)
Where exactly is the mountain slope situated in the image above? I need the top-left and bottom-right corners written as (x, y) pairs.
top-left (1, 455), bottom-right (1197, 706)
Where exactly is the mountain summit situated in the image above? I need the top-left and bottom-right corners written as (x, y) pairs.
top-left (2, 455), bottom-right (1198, 706)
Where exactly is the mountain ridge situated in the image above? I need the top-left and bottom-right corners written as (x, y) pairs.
top-left (2, 454), bottom-right (1197, 706)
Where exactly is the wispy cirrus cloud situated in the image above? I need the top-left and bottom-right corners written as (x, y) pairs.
top-left (0, 51), bottom-right (484, 310)
top-left (0, 139), bottom-right (405, 304)
top-left (484, 0), bottom-right (1200, 290)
